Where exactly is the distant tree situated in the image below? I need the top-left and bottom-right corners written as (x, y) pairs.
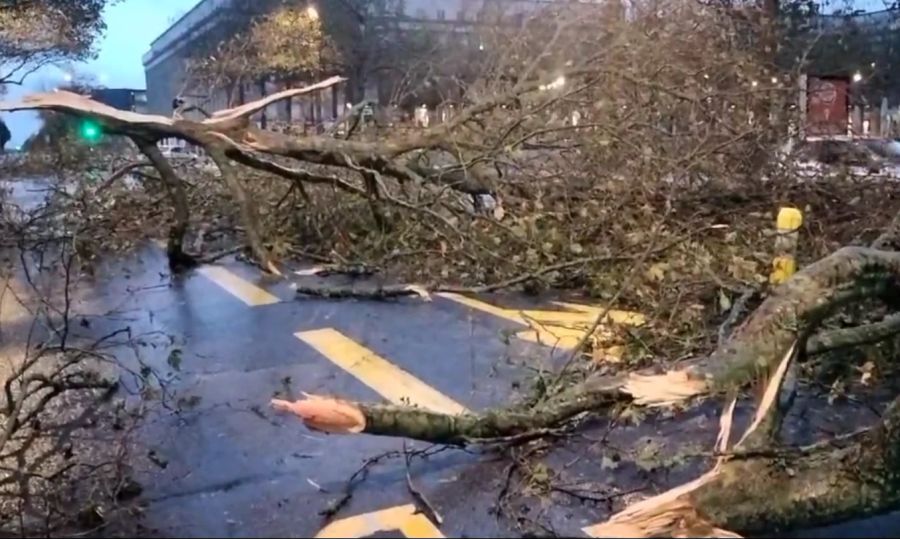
top-left (186, 28), bottom-right (259, 108)
top-left (250, 5), bottom-right (328, 82)
top-left (185, 1), bottom-right (329, 111)
top-left (0, 0), bottom-right (110, 88)
top-left (185, 0), bottom-right (434, 109)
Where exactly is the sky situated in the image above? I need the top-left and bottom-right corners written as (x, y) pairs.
top-left (3, 0), bottom-right (201, 148)
top-left (0, 0), bottom-right (891, 148)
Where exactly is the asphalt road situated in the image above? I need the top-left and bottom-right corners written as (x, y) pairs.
top-left (7, 237), bottom-right (899, 538)
top-left (72, 245), bottom-right (580, 538)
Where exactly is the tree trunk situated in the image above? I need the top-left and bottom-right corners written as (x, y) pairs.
top-left (688, 412), bottom-right (900, 535)
top-left (361, 171), bottom-right (387, 231)
top-left (207, 147), bottom-right (280, 275)
top-left (133, 139), bottom-right (195, 270)
top-left (588, 374), bottom-right (900, 538)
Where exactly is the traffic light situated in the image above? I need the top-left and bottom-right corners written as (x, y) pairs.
top-left (78, 118), bottom-right (103, 143)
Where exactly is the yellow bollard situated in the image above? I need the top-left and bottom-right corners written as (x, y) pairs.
top-left (770, 207), bottom-right (803, 285)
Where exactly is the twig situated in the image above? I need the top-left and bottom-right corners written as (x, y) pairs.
top-left (320, 445), bottom-right (451, 522)
top-left (549, 212), bottom-right (676, 390)
top-left (404, 441), bottom-right (443, 525)
top-left (93, 161), bottom-right (153, 194)
top-left (294, 283), bottom-right (430, 301)
top-left (717, 288), bottom-right (756, 347)
top-left (551, 484), bottom-right (646, 505)
top-left (318, 452), bottom-right (389, 521)
top-left (198, 246), bottom-right (245, 264)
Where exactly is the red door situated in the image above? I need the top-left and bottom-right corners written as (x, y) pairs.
top-left (807, 76), bottom-right (849, 136)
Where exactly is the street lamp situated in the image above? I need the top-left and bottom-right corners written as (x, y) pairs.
top-left (853, 72), bottom-right (863, 83)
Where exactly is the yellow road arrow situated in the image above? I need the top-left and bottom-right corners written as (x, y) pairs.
top-left (437, 293), bottom-right (645, 350)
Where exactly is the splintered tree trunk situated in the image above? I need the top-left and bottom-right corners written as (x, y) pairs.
top-left (134, 139), bottom-right (195, 270)
top-left (687, 413), bottom-right (900, 534)
top-left (589, 357), bottom-right (900, 538)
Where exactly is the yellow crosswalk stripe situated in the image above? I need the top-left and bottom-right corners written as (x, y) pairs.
top-left (197, 266), bottom-right (280, 306)
top-left (315, 504), bottom-right (444, 538)
top-left (296, 328), bottom-right (467, 415)
top-left (437, 293), bottom-right (645, 349)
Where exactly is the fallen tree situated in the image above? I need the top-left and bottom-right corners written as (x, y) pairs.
top-left (7, 2), bottom-right (900, 536)
top-left (0, 0), bottom-right (794, 285)
top-left (272, 244), bottom-right (900, 536)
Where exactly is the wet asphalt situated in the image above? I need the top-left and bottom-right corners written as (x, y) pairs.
top-left (73, 246), bottom-right (559, 537)
top-left (57, 245), bottom-right (897, 539)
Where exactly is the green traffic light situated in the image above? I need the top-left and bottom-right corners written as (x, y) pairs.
top-left (79, 119), bottom-right (102, 143)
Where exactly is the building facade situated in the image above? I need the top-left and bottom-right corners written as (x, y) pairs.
top-left (142, 0), bottom-right (578, 125)
top-left (90, 88), bottom-right (148, 113)
top-left (795, 7), bottom-right (900, 104)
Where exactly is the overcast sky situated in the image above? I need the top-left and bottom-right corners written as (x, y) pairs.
top-left (0, 0), bottom-right (893, 147)
top-left (3, 0), bottom-right (200, 147)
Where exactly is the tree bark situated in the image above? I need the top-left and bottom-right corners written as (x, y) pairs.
top-left (699, 247), bottom-right (900, 392)
top-left (133, 139), bottom-right (196, 270)
top-left (271, 370), bottom-right (705, 445)
top-left (587, 387), bottom-right (900, 538)
top-left (207, 147), bottom-right (280, 275)
top-left (688, 411), bottom-right (900, 535)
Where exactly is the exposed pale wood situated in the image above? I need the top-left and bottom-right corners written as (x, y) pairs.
top-left (210, 76), bottom-right (345, 122)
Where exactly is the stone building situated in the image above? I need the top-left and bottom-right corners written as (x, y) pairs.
top-left (142, 0), bottom-right (596, 125)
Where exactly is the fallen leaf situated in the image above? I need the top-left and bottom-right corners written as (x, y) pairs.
top-left (859, 361), bottom-right (876, 386)
top-left (718, 290), bottom-right (732, 313)
top-left (593, 345), bottom-right (625, 364)
top-left (645, 262), bottom-right (668, 282)
top-left (167, 348), bottom-right (183, 371)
